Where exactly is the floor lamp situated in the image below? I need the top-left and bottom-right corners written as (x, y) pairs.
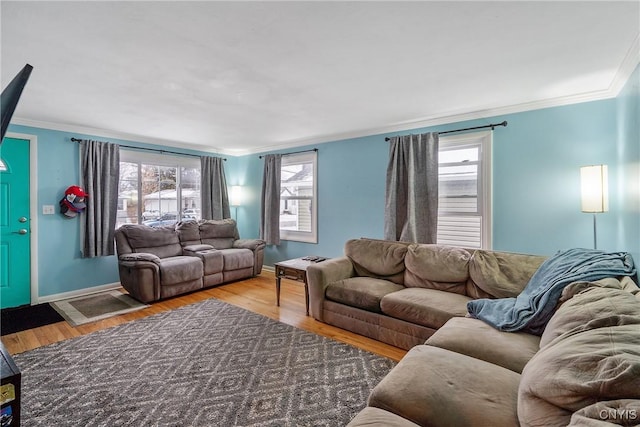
top-left (230, 186), bottom-right (242, 221)
top-left (580, 165), bottom-right (608, 249)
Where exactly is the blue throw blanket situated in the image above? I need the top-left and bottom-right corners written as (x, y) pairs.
top-left (466, 248), bottom-right (637, 335)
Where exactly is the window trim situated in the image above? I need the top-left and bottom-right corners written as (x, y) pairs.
top-left (438, 131), bottom-right (492, 249)
top-left (279, 151), bottom-right (318, 244)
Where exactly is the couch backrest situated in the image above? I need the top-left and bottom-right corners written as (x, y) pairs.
top-left (403, 244), bottom-right (472, 295)
top-left (115, 224), bottom-right (182, 258)
top-left (199, 219), bottom-right (240, 249)
top-left (345, 238), bottom-right (409, 285)
top-left (175, 220), bottom-right (202, 246)
top-left (467, 250), bottom-right (547, 298)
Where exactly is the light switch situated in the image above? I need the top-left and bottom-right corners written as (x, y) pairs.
top-left (42, 205), bottom-right (55, 215)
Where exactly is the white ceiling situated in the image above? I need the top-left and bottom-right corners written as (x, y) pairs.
top-left (2, 1), bottom-right (639, 155)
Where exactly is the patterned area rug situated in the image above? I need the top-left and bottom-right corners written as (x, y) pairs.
top-left (14, 298), bottom-right (395, 426)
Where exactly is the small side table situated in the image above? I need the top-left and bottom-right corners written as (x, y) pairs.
top-left (274, 257), bottom-right (327, 316)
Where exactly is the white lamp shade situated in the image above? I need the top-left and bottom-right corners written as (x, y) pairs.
top-left (230, 186), bottom-right (242, 207)
top-left (580, 165), bottom-right (608, 213)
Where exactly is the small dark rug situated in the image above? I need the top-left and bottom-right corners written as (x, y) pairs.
top-left (0, 304), bottom-right (65, 336)
top-left (13, 298), bottom-right (396, 426)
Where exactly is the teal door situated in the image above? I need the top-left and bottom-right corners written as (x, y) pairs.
top-left (0, 137), bottom-right (31, 309)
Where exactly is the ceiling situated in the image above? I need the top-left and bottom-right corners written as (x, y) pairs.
top-left (2, 1), bottom-right (639, 156)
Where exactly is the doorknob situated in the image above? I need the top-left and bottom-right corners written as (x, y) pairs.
top-left (12, 229), bottom-right (28, 235)
top-left (18, 217), bottom-right (28, 223)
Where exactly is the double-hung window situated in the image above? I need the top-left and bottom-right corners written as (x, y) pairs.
top-left (279, 151), bottom-right (318, 243)
top-left (437, 131), bottom-right (492, 249)
top-left (117, 150), bottom-right (201, 228)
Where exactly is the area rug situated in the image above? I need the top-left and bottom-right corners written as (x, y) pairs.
top-left (1, 304), bottom-right (65, 336)
top-left (13, 298), bottom-right (395, 426)
top-left (49, 289), bottom-right (148, 326)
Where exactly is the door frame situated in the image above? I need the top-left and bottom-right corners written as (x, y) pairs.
top-left (4, 132), bottom-right (39, 305)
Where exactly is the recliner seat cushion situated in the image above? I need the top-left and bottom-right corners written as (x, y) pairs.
top-left (381, 288), bottom-right (472, 329)
top-left (326, 277), bottom-right (405, 313)
top-left (158, 256), bottom-right (203, 286)
top-left (219, 248), bottom-right (253, 270)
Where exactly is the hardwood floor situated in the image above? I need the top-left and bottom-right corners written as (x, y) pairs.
top-left (1, 270), bottom-right (407, 362)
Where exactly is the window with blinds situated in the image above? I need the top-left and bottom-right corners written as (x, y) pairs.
top-left (437, 131), bottom-right (492, 249)
top-left (279, 151), bottom-right (318, 243)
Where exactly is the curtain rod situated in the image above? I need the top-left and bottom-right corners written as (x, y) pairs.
top-left (258, 148), bottom-right (318, 159)
top-left (70, 137), bottom-right (226, 161)
top-left (384, 121), bottom-right (507, 141)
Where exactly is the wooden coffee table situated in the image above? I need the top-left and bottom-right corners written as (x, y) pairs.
top-left (274, 257), bottom-right (327, 315)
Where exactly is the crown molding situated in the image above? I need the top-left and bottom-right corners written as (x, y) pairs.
top-left (251, 40), bottom-right (640, 156)
top-left (10, 117), bottom-right (225, 156)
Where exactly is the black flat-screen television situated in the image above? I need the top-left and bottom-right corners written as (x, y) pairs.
top-left (1, 64), bottom-right (33, 144)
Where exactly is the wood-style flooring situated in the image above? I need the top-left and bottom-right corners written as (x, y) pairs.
top-left (2, 270), bottom-right (407, 362)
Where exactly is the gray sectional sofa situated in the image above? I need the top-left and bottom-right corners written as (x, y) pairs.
top-left (307, 238), bottom-right (640, 426)
top-left (115, 219), bottom-right (265, 303)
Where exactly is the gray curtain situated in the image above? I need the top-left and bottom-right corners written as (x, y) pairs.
top-left (260, 154), bottom-right (282, 245)
top-left (384, 132), bottom-right (439, 243)
top-left (79, 139), bottom-right (120, 258)
top-left (201, 156), bottom-right (230, 220)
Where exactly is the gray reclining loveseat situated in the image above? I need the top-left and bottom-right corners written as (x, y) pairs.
top-left (115, 219), bottom-right (265, 303)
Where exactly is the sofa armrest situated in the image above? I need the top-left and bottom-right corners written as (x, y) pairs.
top-left (119, 252), bottom-right (161, 264)
top-left (234, 239), bottom-right (266, 275)
top-left (307, 256), bottom-right (355, 321)
top-left (117, 253), bottom-right (162, 303)
top-left (233, 239), bottom-right (266, 251)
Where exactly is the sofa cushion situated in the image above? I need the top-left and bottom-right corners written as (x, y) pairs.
top-left (158, 256), bottom-right (203, 286)
top-left (540, 278), bottom-right (640, 348)
top-left (121, 224), bottom-right (183, 258)
top-left (326, 277), bottom-right (404, 313)
top-left (469, 250), bottom-right (546, 298)
top-left (568, 400), bottom-right (640, 426)
top-left (518, 285), bottom-right (640, 427)
top-left (199, 219), bottom-right (239, 248)
top-left (219, 248), bottom-right (254, 271)
top-left (345, 239), bottom-right (409, 285)
top-left (368, 345), bottom-right (521, 427)
top-left (404, 244), bottom-right (470, 295)
top-left (426, 317), bottom-right (540, 373)
top-left (380, 288), bottom-right (471, 329)
top-left (347, 407), bottom-right (421, 427)
top-left (175, 220), bottom-right (202, 246)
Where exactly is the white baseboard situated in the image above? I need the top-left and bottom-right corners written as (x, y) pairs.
top-left (262, 265), bottom-right (275, 273)
top-left (37, 282), bottom-right (123, 304)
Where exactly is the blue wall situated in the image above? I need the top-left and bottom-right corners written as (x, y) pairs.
top-left (616, 64), bottom-right (640, 261)
top-left (230, 69), bottom-right (640, 266)
top-left (8, 65), bottom-right (640, 299)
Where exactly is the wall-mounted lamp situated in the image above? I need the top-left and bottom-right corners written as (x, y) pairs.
top-left (580, 164), bottom-right (608, 249)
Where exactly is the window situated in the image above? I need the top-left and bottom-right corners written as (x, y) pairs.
top-left (279, 151), bottom-right (317, 243)
top-left (437, 131), bottom-right (492, 249)
top-left (117, 150), bottom-right (201, 228)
